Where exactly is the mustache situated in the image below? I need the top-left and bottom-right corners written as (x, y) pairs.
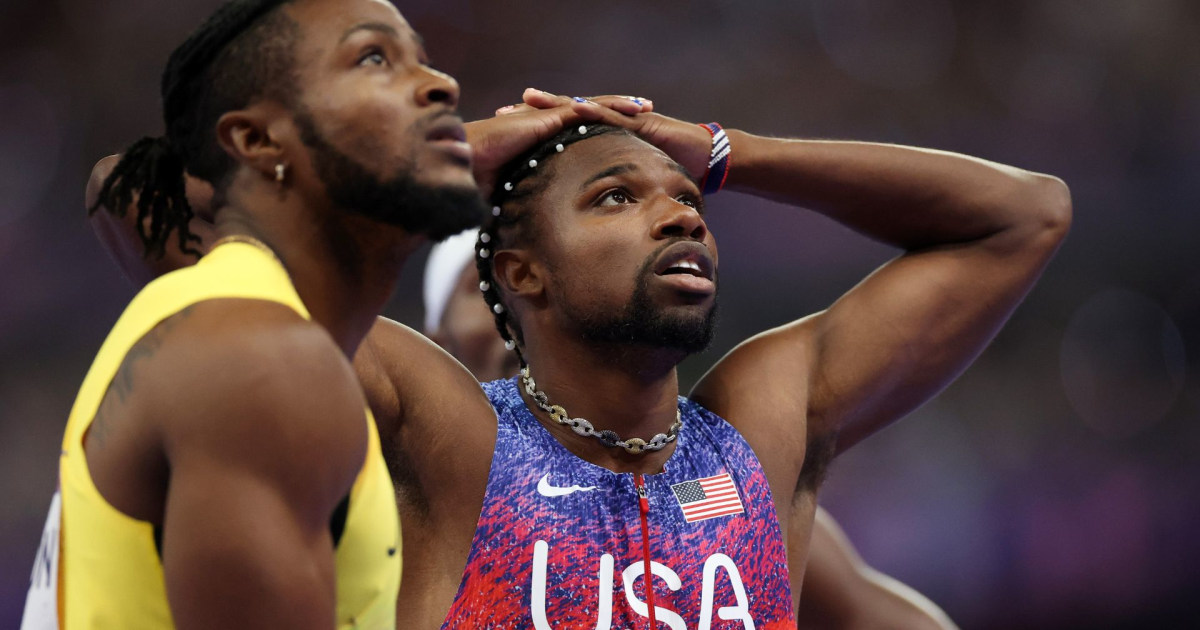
top-left (638, 238), bottom-right (717, 283)
top-left (412, 108), bottom-right (463, 134)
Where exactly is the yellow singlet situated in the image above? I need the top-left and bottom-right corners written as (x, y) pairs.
top-left (20, 241), bottom-right (400, 629)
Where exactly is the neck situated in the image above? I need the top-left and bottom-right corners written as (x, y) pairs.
top-left (519, 333), bottom-right (688, 473)
top-left (217, 182), bottom-right (424, 359)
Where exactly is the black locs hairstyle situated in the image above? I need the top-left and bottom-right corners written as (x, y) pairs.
top-left (89, 0), bottom-right (299, 260)
top-left (474, 123), bottom-right (632, 369)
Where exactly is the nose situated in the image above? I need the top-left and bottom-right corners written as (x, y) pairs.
top-left (650, 195), bottom-right (708, 242)
top-left (417, 66), bottom-right (460, 109)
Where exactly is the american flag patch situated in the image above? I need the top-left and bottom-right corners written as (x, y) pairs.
top-left (670, 473), bottom-right (744, 523)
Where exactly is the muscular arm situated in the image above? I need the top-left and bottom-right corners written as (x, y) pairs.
top-left (797, 508), bottom-right (957, 630)
top-left (501, 100), bottom-right (1070, 456)
top-left (680, 128), bottom-right (1069, 618)
top-left (83, 300), bottom-right (370, 628)
top-left (150, 303), bottom-right (367, 628)
top-left (691, 130), bottom-right (1071, 454)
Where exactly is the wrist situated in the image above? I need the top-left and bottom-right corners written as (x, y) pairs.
top-left (719, 129), bottom-right (776, 193)
top-left (698, 123), bottom-right (732, 195)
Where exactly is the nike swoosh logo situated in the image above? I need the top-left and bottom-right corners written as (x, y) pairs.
top-left (537, 474), bottom-right (597, 497)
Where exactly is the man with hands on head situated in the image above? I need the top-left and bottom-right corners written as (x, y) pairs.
top-left (421, 226), bottom-right (958, 629)
top-left (442, 88), bottom-right (1067, 628)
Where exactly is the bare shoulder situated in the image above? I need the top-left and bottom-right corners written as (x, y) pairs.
top-left (689, 316), bottom-right (823, 487)
top-left (86, 154), bottom-right (121, 210)
top-left (692, 315), bottom-right (820, 434)
top-left (357, 316), bottom-right (494, 426)
top-left (88, 153), bottom-right (216, 285)
top-left (143, 299), bottom-right (368, 493)
top-left (130, 299), bottom-right (373, 627)
top-left (362, 315), bottom-right (476, 381)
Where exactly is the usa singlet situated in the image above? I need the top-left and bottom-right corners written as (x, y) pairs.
top-left (441, 377), bottom-right (796, 629)
top-left (21, 241), bottom-right (400, 630)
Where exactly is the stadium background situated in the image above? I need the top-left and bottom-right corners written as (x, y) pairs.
top-left (1, 0), bottom-right (1197, 627)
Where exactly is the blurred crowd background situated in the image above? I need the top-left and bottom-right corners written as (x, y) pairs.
top-left (2, 0), bottom-right (1197, 627)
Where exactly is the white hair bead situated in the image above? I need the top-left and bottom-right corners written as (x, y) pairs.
top-left (480, 232), bottom-right (491, 243)
top-left (478, 248), bottom-right (490, 259)
top-left (504, 182), bottom-right (514, 191)
top-left (493, 303), bottom-right (505, 314)
top-left (504, 340), bottom-right (516, 351)
top-left (479, 281), bottom-right (490, 292)
top-left (555, 144), bottom-right (565, 153)
top-left (578, 125), bottom-right (588, 134)
top-left (492, 206), bottom-right (502, 216)
top-left (529, 159), bottom-right (538, 168)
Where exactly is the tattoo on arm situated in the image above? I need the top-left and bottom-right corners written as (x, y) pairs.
top-left (88, 306), bottom-right (195, 447)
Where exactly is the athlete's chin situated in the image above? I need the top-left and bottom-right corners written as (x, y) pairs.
top-left (413, 157), bottom-right (478, 193)
top-left (650, 308), bottom-right (718, 355)
top-left (352, 178), bottom-right (486, 242)
top-left (652, 294), bottom-right (717, 322)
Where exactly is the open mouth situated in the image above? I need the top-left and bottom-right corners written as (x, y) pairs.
top-left (660, 258), bottom-right (708, 279)
top-left (654, 242), bottom-right (715, 281)
top-left (652, 241), bottom-right (716, 295)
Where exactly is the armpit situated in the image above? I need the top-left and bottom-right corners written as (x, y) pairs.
top-left (796, 430), bottom-right (838, 492)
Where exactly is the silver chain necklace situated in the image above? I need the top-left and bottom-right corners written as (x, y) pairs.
top-left (520, 366), bottom-right (682, 455)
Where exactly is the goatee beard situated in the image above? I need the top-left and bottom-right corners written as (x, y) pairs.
top-left (295, 110), bottom-right (486, 242)
top-left (568, 251), bottom-right (718, 355)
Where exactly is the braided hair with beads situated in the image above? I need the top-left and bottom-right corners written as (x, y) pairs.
top-left (473, 123), bottom-right (636, 367)
top-left (477, 122), bottom-right (695, 455)
top-left (89, 0), bottom-right (300, 260)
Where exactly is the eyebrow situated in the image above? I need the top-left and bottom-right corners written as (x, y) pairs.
top-left (579, 164), bottom-right (638, 192)
top-left (339, 22), bottom-right (403, 44)
top-left (667, 161), bottom-right (692, 180)
top-left (578, 160), bottom-right (694, 192)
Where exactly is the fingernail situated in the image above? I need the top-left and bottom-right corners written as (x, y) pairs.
top-left (573, 96), bottom-right (587, 103)
top-left (496, 104), bottom-right (516, 113)
top-left (631, 97), bottom-right (643, 105)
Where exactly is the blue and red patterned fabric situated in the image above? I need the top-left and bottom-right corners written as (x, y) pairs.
top-left (440, 377), bottom-right (796, 629)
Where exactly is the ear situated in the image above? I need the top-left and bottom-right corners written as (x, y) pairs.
top-left (215, 102), bottom-right (290, 180)
top-left (492, 248), bottom-right (544, 301)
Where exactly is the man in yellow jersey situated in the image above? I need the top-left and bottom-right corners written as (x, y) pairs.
top-left (79, 99), bottom-right (657, 630)
top-left (21, 0), bottom-right (503, 627)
